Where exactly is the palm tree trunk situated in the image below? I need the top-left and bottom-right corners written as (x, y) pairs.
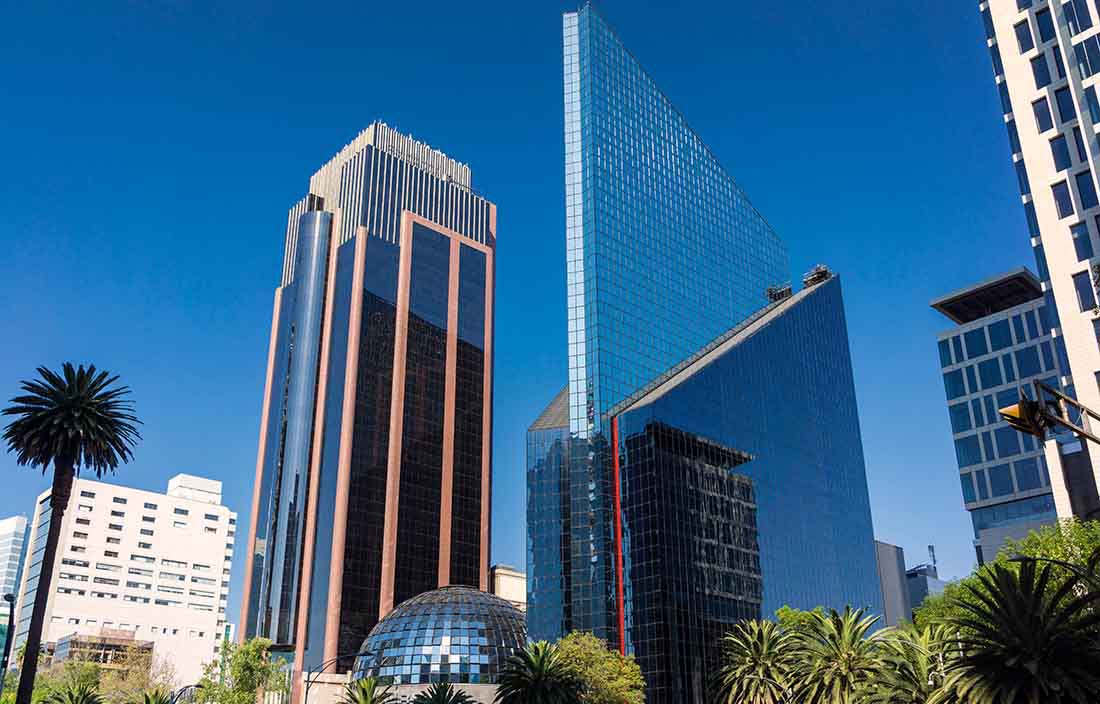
top-left (14, 459), bottom-right (74, 704)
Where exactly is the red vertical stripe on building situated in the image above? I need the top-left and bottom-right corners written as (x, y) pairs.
top-left (611, 415), bottom-right (626, 655)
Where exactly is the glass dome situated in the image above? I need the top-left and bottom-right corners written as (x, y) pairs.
top-left (351, 586), bottom-right (526, 685)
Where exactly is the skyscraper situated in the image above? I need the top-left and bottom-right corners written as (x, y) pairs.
top-left (931, 269), bottom-right (1074, 563)
top-left (240, 123), bottom-right (496, 687)
top-left (977, 0), bottom-right (1100, 517)
top-left (0, 516), bottom-right (28, 599)
top-left (528, 6), bottom-right (881, 701)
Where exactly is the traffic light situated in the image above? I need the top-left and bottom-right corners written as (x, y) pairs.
top-left (1000, 399), bottom-right (1047, 439)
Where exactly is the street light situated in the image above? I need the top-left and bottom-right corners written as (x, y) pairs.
top-left (302, 650), bottom-right (374, 704)
top-left (0, 593), bottom-right (15, 700)
top-left (168, 684), bottom-right (204, 704)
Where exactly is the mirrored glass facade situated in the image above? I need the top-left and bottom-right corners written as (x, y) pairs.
top-left (351, 586), bottom-right (526, 685)
top-left (241, 123), bottom-right (496, 678)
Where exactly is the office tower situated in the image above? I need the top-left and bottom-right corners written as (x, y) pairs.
top-left (0, 516), bottom-right (28, 599)
top-left (533, 10), bottom-right (881, 692)
top-left (906, 564), bottom-right (948, 611)
top-left (11, 474), bottom-right (235, 684)
top-left (932, 269), bottom-right (1074, 563)
top-left (240, 122), bottom-right (496, 686)
top-left (978, 0), bottom-right (1100, 518)
top-left (874, 540), bottom-right (912, 628)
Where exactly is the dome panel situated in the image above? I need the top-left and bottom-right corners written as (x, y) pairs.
top-left (351, 586), bottom-right (526, 686)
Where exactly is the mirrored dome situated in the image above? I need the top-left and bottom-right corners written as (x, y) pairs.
top-left (351, 586), bottom-right (526, 685)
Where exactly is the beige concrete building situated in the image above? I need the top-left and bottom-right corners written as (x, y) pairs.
top-left (12, 474), bottom-right (235, 685)
top-left (489, 564), bottom-right (525, 613)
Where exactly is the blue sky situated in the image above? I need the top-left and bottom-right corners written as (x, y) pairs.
top-left (0, 0), bottom-right (1030, 621)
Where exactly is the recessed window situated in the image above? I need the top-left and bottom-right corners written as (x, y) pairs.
top-left (1052, 135), bottom-right (1072, 171)
top-left (1016, 161), bottom-right (1031, 196)
top-left (1053, 180), bottom-right (1075, 218)
top-left (106, 536), bottom-right (120, 545)
top-left (1016, 19), bottom-right (1035, 53)
top-left (1037, 8), bottom-right (1056, 43)
top-left (75, 518), bottom-right (91, 526)
top-left (1056, 87), bottom-right (1077, 124)
top-left (140, 529), bottom-right (154, 536)
top-left (1066, 0), bottom-right (1094, 35)
top-left (162, 559), bottom-right (187, 568)
top-left (112, 497), bottom-right (127, 505)
top-left (1074, 270), bottom-right (1097, 310)
top-left (174, 508), bottom-right (189, 516)
top-left (71, 545), bottom-right (86, 553)
top-left (1054, 48), bottom-right (1067, 79)
top-left (77, 504), bottom-right (92, 513)
top-left (80, 491), bottom-right (96, 499)
top-left (131, 554), bottom-right (155, 564)
top-left (1034, 97), bottom-right (1054, 132)
top-left (96, 562), bottom-right (121, 572)
top-left (111, 510), bottom-right (124, 518)
top-left (205, 527), bottom-right (217, 534)
top-left (104, 551), bottom-right (118, 558)
top-left (1074, 127), bottom-right (1089, 162)
top-left (1032, 54), bottom-right (1052, 89)
top-left (144, 502), bottom-right (157, 510)
top-left (108, 524), bottom-right (122, 531)
top-left (73, 531), bottom-right (88, 540)
top-left (1076, 170), bottom-right (1099, 209)
top-left (174, 521), bottom-right (188, 529)
top-left (1073, 222), bottom-right (1094, 261)
top-left (204, 514), bottom-right (219, 521)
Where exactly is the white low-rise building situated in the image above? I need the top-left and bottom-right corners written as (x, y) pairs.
top-left (12, 474), bottom-right (235, 685)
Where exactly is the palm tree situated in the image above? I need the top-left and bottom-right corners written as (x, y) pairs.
top-left (410, 682), bottom-right (475, 704)
top-left (495, 641), bottom-right (583, 704)
top-left (863, 625), bottom-right (955, 704)
top-left (48, 684), bottom-right (103, 704)
top-left (136, 692), bottom-right (172, 704)
top-left (715, 619), bottom-right (794, 704)
top-left (932, 560), bottom-right (1100, 704)
top-left (789, 607), bottom-right (882, 704)
top-left (3, 363), bottom-right (140, 704)
top-left (339, 678), bottom-right (394, 704)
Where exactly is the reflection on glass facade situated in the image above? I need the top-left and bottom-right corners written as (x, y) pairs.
top-left (931, 269), bottom-right (1065, 563)
top-left (242, 122), bottom-right (496, 677)
top-left (351, 586), bottom-right (526, 685)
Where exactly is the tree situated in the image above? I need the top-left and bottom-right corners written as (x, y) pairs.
top-left (861, 625), bottom-right (955, 704)
top-left (933, 561), bottom-right (1100, 704)
top-left (136, 693), bottom-right (171, 704)
top-left (789, 607), bottom-right (882, 704)
top-left (96, 646), bottom-right (176, 704)
top-left (338, 678), bottom-right (394, 704)
top-left (495, 641), bottom-right (583, 704)
top-left (195, 638), bottom-right (287, 704)
top-left (774, 605), bottom-right (826, 636)
top-left (409, 683), bottom-right (475, 704)
top-left (46, 684), bottom-right (102, 704)
top-left (555, 632), bottom-right (644, 704)
top-left (2, 364), bottom-right (140, 704)
top-left (715, 619), bottom-right (794, 704)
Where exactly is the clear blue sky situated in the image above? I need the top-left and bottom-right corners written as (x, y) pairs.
top-left (0, 0), bottom-right (1030, 621)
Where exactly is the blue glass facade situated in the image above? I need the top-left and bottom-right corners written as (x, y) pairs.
top-left (528, 8), bottom-right (881, 701)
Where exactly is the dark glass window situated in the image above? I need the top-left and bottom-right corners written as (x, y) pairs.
top-left (972, 398), bottom-right (986, 427)
top-left (1032, 54), bottom-right (1052, 89)
top-left (1051, 135), bottom-right (1072, 171)
top-left (964, 328), bottom-right (989, 359)
top-left (1074, 270), bottom-right (1097, 310)
top-left (1042, 340), bottom-right (1056, 371)
top-left (1077, 170), bottom-right (1099, 209)
top-left (1053, 180), bottom-right (1075, 218)
top-left (1066, 0), bottom-right (1093, 34)
top-left (999, 82), bottom-right (1013, 115)
top-left (995, 428), bottom-right (1022, 458)
top-left (976, 469), bottom-right (990, 501)
top-left (1016, 20), bottom-right (1035, 53)
top-left (1012, 315), bottom-right (1027, 343)
top-left (1015, 458), bottom-right (1042, 491)
top-left (1054, 48), bottom-right (1067, 80)
top-left (949, 403), bottom-right (972, 433)
top-left (1016, 161), bottom-right (1031, 196)
top-left (979, 358), bottom-right (1004, 389)
top-left (989, 463), bottom-right (1015, 496)
top-left (1087, 86), bottom-right (1100, 122)
top-left (952, 335), bottom-right (965, 362)
top-left (1034, 97), bottom-right (1054, 132)
top-left (991, 44), bottom-right (1005, 75)
top-left (944, 370), bottom-right (966, 400)
top-left (1025, 310), bottom-right (1040, 339)
top-left (1016, 346), bottom-right (1042, 377)
top-left (1056, 87), bottom-right (1076, 123)
top-left (1073, 222), bottom-right (1094, 260)
top-left (939, 339), bottom-right (953, 367)
top-left (1025, 202), bottom-right (1041, 237)
top-left (1003, 353), bottom-right (1017, 382)
top-left (997, 388), bottom-right (1020, 411)
top-left (983, 8), bottom-right (996, 39)
top-left (1007, 119), bottom-right (1021, 153)
top-left (966, 365), bottom-right (980, 394)
top-left (1075, 35), bottom-right (1100, 77)
top-left (989, 319), bottom-right (1013, 351)
top-left (984, 398), bottom-right (998, 428)
top-left (955, 435), bottom-right (983, 468)
top-left (1037, 9), bottom-right (1056, 43)
top-left (960, 473), bottom-right (977, 503)
top-left (1035, 243), bottom-right (1050, 281)
top-left (1074, 127), bottom-right (1089, 162)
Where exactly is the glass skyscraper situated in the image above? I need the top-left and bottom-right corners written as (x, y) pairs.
top-left (529, 7), bottom-right (881, 702)
top-left (240, 123), bottom-right (496, 691)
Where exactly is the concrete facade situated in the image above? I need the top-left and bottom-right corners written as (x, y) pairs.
top-left (489, 564), bottom-right (526, 612)
top-left (12, 474), bottom-right (235, 685)
top-left (874, 541), bottom-right (911, 627)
